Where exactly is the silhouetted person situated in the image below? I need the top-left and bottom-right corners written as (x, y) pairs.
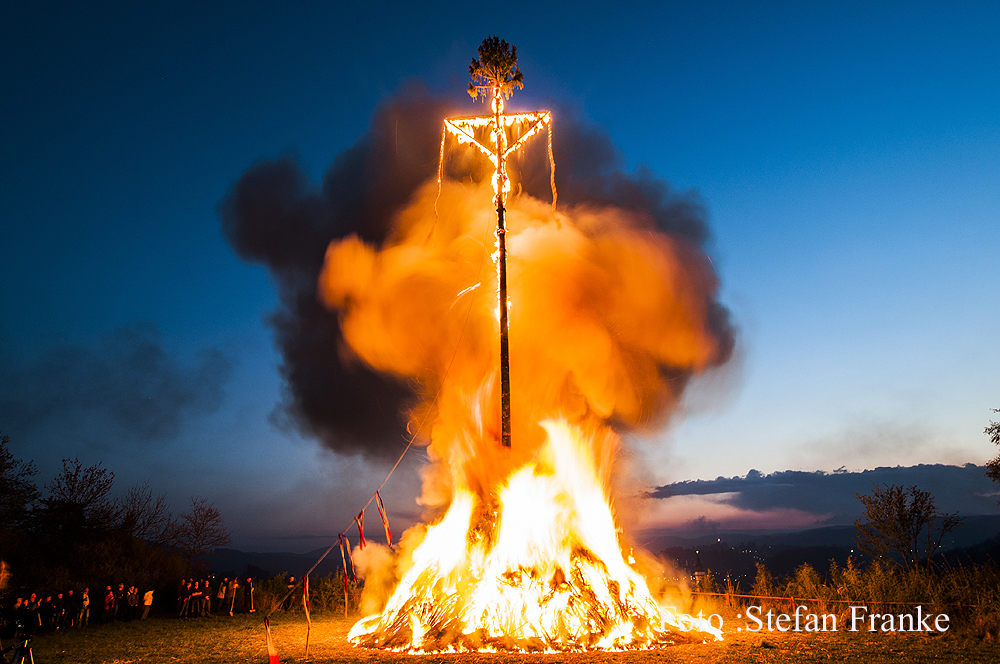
top-left (114, 584), bottom-right (127, 621)
top-left (244, 578), bottom-right (255, 613)
top-left (141, 589), bottom-right (153, 620)
top-left (178, 582), bottom-right (192, 618)
top-left (225, 578), bottom-right (238, 616)
top-left (65, 590), bottom-right (77, 628)
top-left (213, 578), bottom-right (226, 614)
top-left (78, 588), bottom-right (90, 627)
top-left (103, 587), bottom-right (115, 623)
top-left (284, 576), bottom-right (296, 612)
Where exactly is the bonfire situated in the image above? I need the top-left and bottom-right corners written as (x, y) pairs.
top-left (319, 37), bottom-right (728, 652)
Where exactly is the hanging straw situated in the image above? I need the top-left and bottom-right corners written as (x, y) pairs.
top-left (355, 511), bottom-right (366, 549)
top-left (264, 616), bottom-right (280, 664)
top-left (302, 575), bottom-right (311, 655)
top-left (376, 491), bottom-right (392, 547)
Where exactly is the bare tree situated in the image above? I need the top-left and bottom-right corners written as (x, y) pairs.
top-left (1, 434), bottom-right (39, 577)
top-left (985, 408), bottom-right (1000, 499)
top-left (854, 483), bottom-right (963, 570)
top-left (45, 457), bottom-right (118, 527)
top-left (119, 481), bottom-right (171, 546)
top-left (0, 434), bottom-right (39, 531)
top-left (169, 495), bottom-right (232, 573)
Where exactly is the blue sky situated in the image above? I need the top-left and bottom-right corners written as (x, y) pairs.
top-left (2, 1), bottom-right (998, 549)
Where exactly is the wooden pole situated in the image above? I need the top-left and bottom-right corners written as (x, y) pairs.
top-left (495, 89), bottom-right (511, 448)
top-left (498, 203), bottom-right (511, 447)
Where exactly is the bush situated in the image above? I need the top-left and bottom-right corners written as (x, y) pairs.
top-left (733, 557), bottom-right (1000, 635)
top-left (255, 572), bottom-right (360, 616)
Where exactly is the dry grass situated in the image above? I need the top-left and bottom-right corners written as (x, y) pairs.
top-left (18, 613), bottom-right (999, 664)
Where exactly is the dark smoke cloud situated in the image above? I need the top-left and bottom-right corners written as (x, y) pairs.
top-left (220, 83), bottom-right (734, 459)
top-left (0, 323), bottom-right (232, 445)
top-left (649, 464), bottom-right (1000, 522)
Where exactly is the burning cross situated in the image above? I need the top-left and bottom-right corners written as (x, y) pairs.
top-left (435, 37), bottom-right (557, 448)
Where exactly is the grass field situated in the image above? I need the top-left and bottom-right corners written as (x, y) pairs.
top-left (15, 613), bottom-right (998, 664)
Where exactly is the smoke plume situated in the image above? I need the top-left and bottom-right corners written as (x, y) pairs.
top-left (221, 83), bottom-right (734, 461)
top-left (0, 323), bottom-right (231, 445)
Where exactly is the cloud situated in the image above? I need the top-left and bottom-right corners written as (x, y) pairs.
top-left (647, 463), bottom-right (1000, 529)
top-left (635, 492), bottom-right (831, 534)
top-left (218, 448), bottom-right (424, 552)
top-left (219, 83), bottom-right (735, 459)
top-left (0, 323), bottom-right (232, 448)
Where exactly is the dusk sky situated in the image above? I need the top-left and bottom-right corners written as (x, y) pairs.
top-left (2, 1), bottom-right (999, 551)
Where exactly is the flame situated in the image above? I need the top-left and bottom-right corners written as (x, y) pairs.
top-left (319, 180), bottom-right (728, 651)
top-left (349, 421), bottom-right (721, 651)
top-left (442, 109), bottom-right (553, 208)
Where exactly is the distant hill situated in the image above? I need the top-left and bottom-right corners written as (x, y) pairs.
top-left (208, 546), bottom-right (346, 579)
top-left (640, 514), bottom-right (1000, 552)
top-left (649, 514), bottom-right (1000, 585)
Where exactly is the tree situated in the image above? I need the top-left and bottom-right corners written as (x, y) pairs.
top-left (467, 35), bottom-right (523, 102)
top-left (0, 434), bottom-right (40, 585)
top-left (44, 457), bottom-right (118, 528)
top-left (30, 457), bottom-right (122, 585)
top-left (119, 480), bottom-right (172, 546)
top-left (854, 483), bottom-right (963, 570)
top-left (985, 408), bottom-right (1000, 498)
top-left (168, 496), bottom-right (232, 573)
top-left (0, 434), bottom-right (40, 532)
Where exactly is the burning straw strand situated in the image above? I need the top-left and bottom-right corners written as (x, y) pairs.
top-left (339, 535), bottom-right (350, 618)
top-left (303, 575), bottom-right (311, 655)
top-left (376, 491), bottom-right (392, 547)
top-left (547, 120), bottom-right (557, 219)
top-left (429, 124), bottom-right (448, 243)
top-left (355, 511), bottom-right (366, 549)
top-left (264, 617), bottom-right (280, 664)
top-left (430, 109), bottom-right (557, 241)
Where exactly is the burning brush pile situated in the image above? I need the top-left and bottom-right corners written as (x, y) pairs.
top-left (321, 177), bottom-right (728, 651)
top-left (223, 39), bottom-right (734, 654)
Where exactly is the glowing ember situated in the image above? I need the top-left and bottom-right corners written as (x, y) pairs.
top-left (349, 421), bottom-right (721, 651)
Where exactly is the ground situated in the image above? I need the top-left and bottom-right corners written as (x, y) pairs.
top-left (17, 614), bottom-right (998, 663)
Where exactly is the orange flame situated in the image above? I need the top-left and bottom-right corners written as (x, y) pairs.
top-left (319, 180), bottom-right (727, 650)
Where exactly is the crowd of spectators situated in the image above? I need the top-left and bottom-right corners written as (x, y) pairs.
top-left (1, 576), bottom-right (256, 637)
top-left (176, 577), bottom-right (254, 618)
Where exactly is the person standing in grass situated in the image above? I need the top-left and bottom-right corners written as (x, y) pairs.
top-left (65, 589), bottom-right (77, 628)
top-left (191, 581), bottom-right (204, 617)
top-left (52, 593), bottom-right (65, 629)
top-left (225, 577), bottom-right (238, 616)
top-left (141, 589), bottom-right (153, 620)
top-left (202, 580), bottom-right (211, 617)
top-left (6, 597), bottom-right (24, 628)
top-left (39, 596), bottom-right (55, 631)
top-left (178, 581), bottom-right (191, 618)
top-left (13, 597), bottom-right (28, 627)
top-left (214, 578), bottom-right (226, 614)
top-left (19, 594), bottom-right (40, 632)
top-left (103, 586), bottom-right (114, 623)
top-left (244, 578), bottom-right (254, 613)
top-left (175, 579), bottom-right (186, 614)
top-left (127, 586), bottom-right (139, 620)
top-left (201, 578), bottom-right (211, 616)
top-left (78, 587), bottom-right (89, 627)
top-left (284, 576), bottom-right (296, 612)
top-left (114, 583), bottom-right (126, 621)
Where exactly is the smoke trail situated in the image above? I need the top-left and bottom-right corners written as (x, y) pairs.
top-left (221, 83), bottom-right (734, 460)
